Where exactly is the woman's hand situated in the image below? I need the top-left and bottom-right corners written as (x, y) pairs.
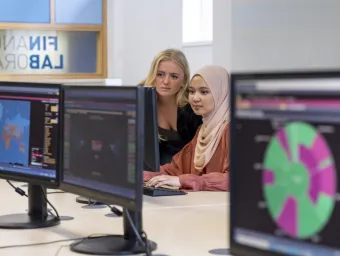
top-left (143, 171), bottom-right (157, 182)
top-left (146, 175), bottom-right (181, 188)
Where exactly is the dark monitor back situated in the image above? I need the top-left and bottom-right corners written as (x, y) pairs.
top-left (143, 86), bottom-right (160, 172)
top-left (230, 71), bottom-right (340, 256)
top-left (61, 86), bottom-right (144, 211)
top-left (0, 82), bottom-right (62, 188)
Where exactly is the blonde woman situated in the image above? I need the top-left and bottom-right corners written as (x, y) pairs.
top-left (140, 49), bottom-right (202, 165)
top-left (144, 65), bottom-right (230, 191)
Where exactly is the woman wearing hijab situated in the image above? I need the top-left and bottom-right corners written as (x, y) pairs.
top-left (140, 49), bottom-right (202, 166)
top-left (143, 65), bottom-right (230, 191)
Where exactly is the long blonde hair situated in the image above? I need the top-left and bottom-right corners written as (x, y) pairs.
top-left (139, 48), bottom-right (190, 107)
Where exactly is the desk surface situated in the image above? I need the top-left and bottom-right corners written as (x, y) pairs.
top-left (0, 181), bottom-right (229, 256)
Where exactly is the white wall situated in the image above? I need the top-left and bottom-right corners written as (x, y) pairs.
top-left (107, 0), bottom-right (214, 82)
top-left (108, 0), bottom-right (340, 84)
top-left (107, 0), bottom-right (183, 85)
top-left (231, 0), bottom-right (340, 72)
top-left (213, 0), bottom-right (231, 71)
top-left (107, 0), bottom-right (124, 80)
top-left (182, 42), bottom-right (213, 76)
top-left (181, 0), bottom-right (231, 76)
top-left (182, 0), bottom-right (231, 75)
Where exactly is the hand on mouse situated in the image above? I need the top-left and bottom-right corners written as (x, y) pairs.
top-left (146, 175), bottom-right (180, 188)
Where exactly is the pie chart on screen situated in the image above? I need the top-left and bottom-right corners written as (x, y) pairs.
top-left (262, 122), bottom-right (336, 239)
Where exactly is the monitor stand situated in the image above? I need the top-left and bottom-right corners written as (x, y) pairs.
top-left (70, 209), bottom-right (157, 255)
top-left (0, 184), bottom-right (60, 229)
top-left (76, 196), bottom-right (105, 206)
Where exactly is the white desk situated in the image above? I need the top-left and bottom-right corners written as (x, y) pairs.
top-left (0, 181), bottom-right (229, 256)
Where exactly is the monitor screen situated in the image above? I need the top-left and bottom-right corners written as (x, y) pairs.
top-left (231, 73), bottom-right (340, 256)
top-left (0, 83), bottom-right (61, 186)
top-left (62, 86), bottom-right (143, 208)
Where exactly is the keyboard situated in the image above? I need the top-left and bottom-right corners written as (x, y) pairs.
top-left (143, 185), bottom-right (187, 197)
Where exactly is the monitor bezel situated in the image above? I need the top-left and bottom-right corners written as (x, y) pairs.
top-left (0, 81), bottom-right (62, 189)
top-left (143, 86), bottom-right (160, 172)
top-left (60, 85), bottom-right (144, 212)
top-left (230, 70), bottom-right (340, 255)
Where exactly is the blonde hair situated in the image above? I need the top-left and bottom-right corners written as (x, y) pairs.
top-left (139, 48), bottom-right (190, 107)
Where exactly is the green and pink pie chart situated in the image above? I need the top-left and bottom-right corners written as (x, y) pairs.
top-left (263, 122), bottom-right (336, 239)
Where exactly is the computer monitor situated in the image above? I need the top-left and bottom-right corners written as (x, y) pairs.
top-left (75, 85), bottom-right (160, 205)
top-left (143, 86), bottom-right (160, 172)
top-left (230, 71), bottom-right (340, 256)
top-left (60, 86), bottom-right (157, 255)
top-left (0, 81), bottom-right (62, 229)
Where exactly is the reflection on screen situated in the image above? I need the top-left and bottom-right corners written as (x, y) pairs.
top-left (63, 89), bottom-right (137, 200)
top-left (0, 85), bottom-right (60, 181)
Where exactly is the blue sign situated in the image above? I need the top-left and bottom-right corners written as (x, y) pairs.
top-left (29, 36), bottom-right (63, 69)
top-left (0, 33), bottom-right (64, 72)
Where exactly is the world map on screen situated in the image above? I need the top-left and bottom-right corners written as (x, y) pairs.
top-left (0, 99), bottom-right (30, 166)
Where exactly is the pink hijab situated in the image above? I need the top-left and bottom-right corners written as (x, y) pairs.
top-left (193, 65), bottom-right (230, 171)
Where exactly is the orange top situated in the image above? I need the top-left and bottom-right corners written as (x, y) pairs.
top-left (143, 124), bottom-right (230, 191)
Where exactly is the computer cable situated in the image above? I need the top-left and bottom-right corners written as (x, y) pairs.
top-left (54, 244), bottom-right (68, 256)
top-left (106, 204), bottom-right (123, 217)
top-left (54, 233), bottom-right (114, 256)
top-left (5, 182), bottom-right (146, 254)
top-left (0, 206), bottom-right (150, 256)
top-left (6, 180), bottom-right (28, 197)
top-left (6, 180), bottom-right (60, 219)
top-left (0, 233), bottom-right (111, 255)
top-left (7, 181), bottom-right (65, 195)
top-left (84, 198), bottom-right (123, 216)
top-left (0, 237), bottom-right (85, 250)
top-left (125, 208), bottom-right (152, 256)
top-left (40, 185), bottom-right (60, 219)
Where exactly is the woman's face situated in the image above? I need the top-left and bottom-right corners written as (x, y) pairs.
top-left (188, 75), bottom-right (215, 117)
top-left (154, 60), bottom-right (185, 98)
